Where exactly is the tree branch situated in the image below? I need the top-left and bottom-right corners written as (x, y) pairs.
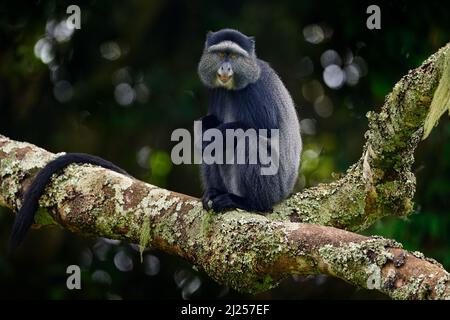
top-left (272, 43), bottom-right (450, 231)
top-left (1, 43), bottom-right (450, 299)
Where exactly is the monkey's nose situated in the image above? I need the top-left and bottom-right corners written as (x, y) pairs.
top-left (218, 62), bottom-right (233, 80)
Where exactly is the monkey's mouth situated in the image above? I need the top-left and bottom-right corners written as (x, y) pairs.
top-left (218, 75), bottom-right (232, 84)
top-left (215, 74), bottom-right (235, 89)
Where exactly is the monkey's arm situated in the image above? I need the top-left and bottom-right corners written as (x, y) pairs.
top-left (9, 153), bottom-right (129, 251)
top-left (200, 121), bottom-right (255, 158)
top-left (200, 116), bottom-right (253, 151)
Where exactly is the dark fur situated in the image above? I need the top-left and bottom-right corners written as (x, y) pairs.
top-left (9, 153), bottom-right (128, 250)
top-left (198, 29), bottom-right (302, 213)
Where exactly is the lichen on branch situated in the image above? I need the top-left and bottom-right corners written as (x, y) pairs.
top-left (270, 43), bottom-right (450, 231)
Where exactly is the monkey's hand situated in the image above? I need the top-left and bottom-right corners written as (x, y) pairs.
top-left (201, 188), bottom-right (222, 210)
top-left (216, 121), bottom-right (249, 132)
top-left (201, 114), bottom-right (221, 131)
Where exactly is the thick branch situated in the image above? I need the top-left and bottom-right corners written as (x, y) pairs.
top-left (1, 43), bottom-right (449, 299)
top-left (0, 134), bottom-right (449, 299)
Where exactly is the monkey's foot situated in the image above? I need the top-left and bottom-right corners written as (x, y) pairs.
top-left (207, 193), bottom-right (251, 212)
top-left (202, 188), bottom-right (223, 210)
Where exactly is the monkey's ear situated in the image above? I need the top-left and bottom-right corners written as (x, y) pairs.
top-left (248, 36), bottom-right (256, 54)
top-left (204, 31), bottom-right (214, 49)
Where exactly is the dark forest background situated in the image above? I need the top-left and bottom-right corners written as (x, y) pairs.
top-left (0, 0), bottom-right (449, 299)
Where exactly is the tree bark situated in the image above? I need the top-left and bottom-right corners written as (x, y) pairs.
top-left (1, 43), bottom-right (449, 300)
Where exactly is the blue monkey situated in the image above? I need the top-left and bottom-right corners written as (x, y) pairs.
top-left (197, 29), bottom-right (302, 213)
top-left (8, 28), bottom-right (302, 251)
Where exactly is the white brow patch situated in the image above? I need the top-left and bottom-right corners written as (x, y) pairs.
top-left (208, 41), bottom-right (249, 57)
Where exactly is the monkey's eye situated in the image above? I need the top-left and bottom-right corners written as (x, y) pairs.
top-left (229, 53), bottom-right (237, 60)
top-left (217, 52), bottom-right (225, 59)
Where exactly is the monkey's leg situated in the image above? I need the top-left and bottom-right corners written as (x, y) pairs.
top-left (235, 163), bottom-right (278, 213)
top-left (209, 164), bottom-right (276, 213)
top-left (201, 163), bottom-right (228, 210)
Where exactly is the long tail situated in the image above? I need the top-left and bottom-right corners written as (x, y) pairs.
top-left (9, 153), bottom-right (129, 251)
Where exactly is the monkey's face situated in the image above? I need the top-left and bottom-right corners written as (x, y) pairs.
top-left (198, 42), bottom-right (261, 90)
